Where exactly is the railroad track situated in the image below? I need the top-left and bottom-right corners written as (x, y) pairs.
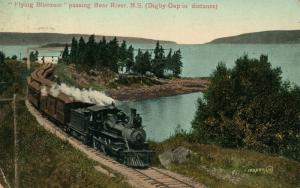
top-left (26, 100), bottom-right (205, 188)
top-left (132, 167), bottom-right (197, 188)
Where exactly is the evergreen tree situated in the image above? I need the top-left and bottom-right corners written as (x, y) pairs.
top-left (126, 45), bottom-right (134, 73)
top-left (0, 51), bottom-right (5, 64)
top-left (29, 51), bottom-right (36, 62)
top-left (101, 36), bottom-right (107, 45)
top-left (119, 40), bottom-right (127, 62)
top-left (70, 37), bottom-right (78, 64)
top-left (62, 44), bottom-right (69, 63)
top-left (133, 50), bottom-right (152, 75)
top-left (34, 50), bottom-right (39, 61)
top-left (172, 49), bottom-right (183, 77)
top-left (133, 49), bottom-right (143, 74)
top-left (152, 41), bottom-right (166, 77)
top-left (119, 40), bottom-right (127, 72)
top-left (96, 36), bottom-right (107, 68)
top-left (107, 37), bottom-right (119, 72)
top-left (78, 37), bottom-right (86, 65)
top-left (142, 50), bottom-right (152, 75)
top-left (84, 35), bottom-right (97, 68)
top-left (165, 49), bottom-right (173, 75)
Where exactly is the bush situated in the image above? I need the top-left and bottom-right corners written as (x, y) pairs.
top-left (11, 55), bottom-right (18, 60)
top-left (0, 52), bottom-right (14, 93)
top-left (0, 51), bottom-right (4, 64)
top-left (192, 55), bottom-right (300, 161)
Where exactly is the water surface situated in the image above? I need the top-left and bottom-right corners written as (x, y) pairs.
top-left (117, 92), bottom-right (202, 142)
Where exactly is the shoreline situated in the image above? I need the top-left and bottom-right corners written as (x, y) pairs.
top-left (106, 78), bottom-right (209, 101)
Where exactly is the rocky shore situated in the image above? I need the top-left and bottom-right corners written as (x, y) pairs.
top-left (106, 78), bottom-right (209, 101)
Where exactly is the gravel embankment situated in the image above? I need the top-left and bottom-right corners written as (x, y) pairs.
top-left (107, 78), bottom-right (209, 101)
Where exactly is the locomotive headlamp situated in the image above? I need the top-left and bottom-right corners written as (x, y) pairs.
top-left (136, 133), bottom-right (142, 141)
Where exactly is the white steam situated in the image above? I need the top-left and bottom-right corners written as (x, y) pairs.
top-left (49, 83), bottom-right (115, 106)
top-left (50, 84), bottom-right (60, 97)
top-left (41, 86), bottom-right (48, 96)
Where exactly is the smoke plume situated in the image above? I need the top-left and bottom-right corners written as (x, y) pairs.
top-left (41, 86), bottom-right (48, 96)
top-left (49, 83), bottom-right (115, 106)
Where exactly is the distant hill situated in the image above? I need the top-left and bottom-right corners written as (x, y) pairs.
top-left (209, 30), bottom-right (300, 44)
top-left (0, 32), bottom-right (176, 45)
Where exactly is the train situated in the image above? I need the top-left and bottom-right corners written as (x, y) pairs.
top-left (27, 64), bottom-right (153, 168)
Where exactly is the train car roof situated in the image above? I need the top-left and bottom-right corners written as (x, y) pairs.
top-left (87, 105), bottom-right (115, 112)
top-left (72, 108), bottom-right (90, 114)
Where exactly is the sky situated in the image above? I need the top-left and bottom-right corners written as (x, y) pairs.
top-left (0, 0), bottom-right (300, 44)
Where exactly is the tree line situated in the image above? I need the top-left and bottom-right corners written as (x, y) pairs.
top-left (61, 35), bottom-right (182, 77)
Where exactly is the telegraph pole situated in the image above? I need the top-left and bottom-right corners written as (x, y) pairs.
top-left (13, 94), bottom-right (18, 188)
top-left (26, 48), bottom-right (30, 70)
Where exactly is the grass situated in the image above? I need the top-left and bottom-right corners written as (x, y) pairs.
top-left (0, 101), bottom-right (131, 188)
top-left (107, 75), bottom-right (161, 89)
top-left (54, 63), bottom-right (81, 88)
top-left (150, 135), bottom-right (300, 188)
top-left (54, 63), bottom-right (112, 90)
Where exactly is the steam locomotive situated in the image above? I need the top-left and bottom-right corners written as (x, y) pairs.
top-left (27, 64), bottom-right (153, 168)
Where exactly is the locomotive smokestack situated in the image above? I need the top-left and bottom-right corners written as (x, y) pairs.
top-left (130, 108), bottom-right (137, 125)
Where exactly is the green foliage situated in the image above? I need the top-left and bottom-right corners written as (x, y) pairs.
top-left (0, 52), bottom-right (14, 93)
top-left (118, 40), bottom-right (128, 72)
top-left (63, 36), bottom-right (132, 73)
top-left (11, 55), bottom-right (18, 60)
top-left (53, 63), bottom-right (80, 88)
top-left (0, 63), bottom-right (13, 93)
top-left (126, 45), bottom-right (134, 72)
top-left (78, 36), bottom-right (86, 65)
top-left (107, 37), bottom-right (119, 72)
top-left (133, 49), bottom-right (151, 75)
top-left (152, 41), bottom-right (166, 77)
top-left (60, 36), bottom-right (182, 78)
top-left (132, 42), bottom-right (182, 78)
top-left (61, 44), bottom-right (69, 63)
top-left (83, 35), bottom-right (97, 69)
top-left (29, 51), bottom-right (39, 62)
top-left (0, 60), bottom-right (31, 95)
top-left (171, 50), bottom-right (183, 77)
top-left (69, 37), bottom-right (78, 64)
top-left (192, 55), bottom-right (300, 161)
top-left (0, 51), bottom-right (4, 64)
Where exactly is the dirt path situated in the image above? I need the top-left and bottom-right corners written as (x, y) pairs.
top-left (26, 100), bottom-right (205, 188)
top-left (107, 78), bottom-right (209, 101)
